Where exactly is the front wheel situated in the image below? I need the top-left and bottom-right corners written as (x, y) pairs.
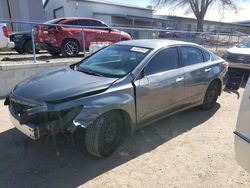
top-left (200, 81), bottom-right (220, 110)
top-left (85, 112), bottom-right (124, 157)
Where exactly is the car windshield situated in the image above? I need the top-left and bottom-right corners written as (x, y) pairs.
top-left (236, 37), bottom-right (250, 48)
top-left (77, 45), bottom-right (151, 78)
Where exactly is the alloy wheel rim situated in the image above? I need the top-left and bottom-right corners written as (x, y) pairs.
top-left (64, 41), bottom-right (78, 55)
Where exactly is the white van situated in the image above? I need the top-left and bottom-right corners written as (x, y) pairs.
top-left (235, 77), bottom-right (250, 173)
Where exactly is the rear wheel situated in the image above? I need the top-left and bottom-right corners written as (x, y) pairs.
top-left (62, 39), bottom-right (80, 57)
top-left (85, 112), bottom-right (123, 157)
top-left (15, 49), bottom-right (25, 54)
top-left (201, 81), bottom-right (220, 110)
top-left (24, 39), bottom-right (40, 54)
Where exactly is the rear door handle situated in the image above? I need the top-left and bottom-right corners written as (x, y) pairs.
top-left (176, 77), bottom-right (184, 82)
top-left (205, 68), bottom-right (211, 72)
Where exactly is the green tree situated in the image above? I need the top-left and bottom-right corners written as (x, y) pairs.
top-left (154, 0), bottom-right (238, 31)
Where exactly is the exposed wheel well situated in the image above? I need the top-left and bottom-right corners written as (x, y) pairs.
top-left (104, 109), bottom-right (132, 136)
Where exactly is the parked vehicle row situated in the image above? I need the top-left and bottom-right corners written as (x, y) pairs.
top-left (5, 39), bottom-right (228, 157)
top-left (8, 17), bottom-right (131, 56)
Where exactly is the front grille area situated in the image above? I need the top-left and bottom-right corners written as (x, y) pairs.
top-left (227, 53), bottom-right (250, 64)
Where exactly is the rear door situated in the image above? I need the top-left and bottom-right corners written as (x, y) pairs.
top-left (134, 47), bottom-right (185, 124)
top-left (179, 46), bottom-right (212, 105)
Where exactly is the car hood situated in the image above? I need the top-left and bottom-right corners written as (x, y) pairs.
top-left (227, 46), bottom-right (250, 55)
top-left (12, 66), bottom-right (118, 103)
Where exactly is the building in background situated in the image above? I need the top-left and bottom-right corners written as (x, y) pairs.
top-left (0, 0), bottom-right (46, 31)
top-left (154, 15), bottom-right (250, 34)
top-left (43, 0), bottom-right (169, 39)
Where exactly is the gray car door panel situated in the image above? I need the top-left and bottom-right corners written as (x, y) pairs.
top-left (180, 46), bottom-right (212, 105)
top-left (134, 47), bottom-right (185, 124)
top-left (183, 62), bottom-right (211, 104)
top-left (135, 69), bottom-right (185, 123)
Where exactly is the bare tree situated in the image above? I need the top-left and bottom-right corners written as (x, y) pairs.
top-left (154, 0), bottom-right (238, 31)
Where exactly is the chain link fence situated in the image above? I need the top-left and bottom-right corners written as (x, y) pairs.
top-left (0, 19), bottom-right (248, 63)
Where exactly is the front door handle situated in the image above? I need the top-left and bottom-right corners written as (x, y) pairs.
top-left (176, 77), bottom-right (184, 82)
top-left (205, 68), bottom-right (211, 72)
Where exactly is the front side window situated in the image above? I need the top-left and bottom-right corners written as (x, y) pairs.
top-left (77, 45), bottom-right (151, 78)
top-left (89, 20), bottom-right (109, 30)
top-left (180, 46), bottom-right (204, 66)
top-left (145, 47), bottom-right (179, 75)
top-left (77, 20), bottom-right (91, 27)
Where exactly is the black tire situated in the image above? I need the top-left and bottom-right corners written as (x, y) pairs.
top-left (85, 112), bottom-right (124, 157)
top-left (24, 39), bottom-right (40, 54)
top-left (201, 81), bottom-right (220, 110)
top-left (62, 39), bottom-right (80, 57)
top-left (48, 49), bottom-right (61, 56)
top-left (15, 49), bottom-right (25, 54)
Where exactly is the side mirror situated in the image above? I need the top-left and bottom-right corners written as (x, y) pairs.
top-left (107, 27), bottom-right (112, 32)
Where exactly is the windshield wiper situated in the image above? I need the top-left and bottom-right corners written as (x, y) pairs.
top-left (78, 68), bottom-right (104, 77)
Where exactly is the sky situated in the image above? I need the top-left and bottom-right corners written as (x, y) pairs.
top-left (109, 0), bottom-right (250, 23)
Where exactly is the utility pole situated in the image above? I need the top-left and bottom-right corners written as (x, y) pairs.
top-left (6, 0), bottom-right (14, 31)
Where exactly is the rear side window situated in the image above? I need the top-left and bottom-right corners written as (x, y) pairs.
top-left (63, 20), bottom-right (79, 26)
top-left (180, 47), bottom-right (204, 66)
top-left (203, 51), bottom-right (211, 61)
top-left (145, 47), bottom-right (179, 75)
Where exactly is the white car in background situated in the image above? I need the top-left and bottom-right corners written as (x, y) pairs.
top-left (0, 23), bottom-right (14, 49)
top-left (234, 77), bottom-right (250, 173)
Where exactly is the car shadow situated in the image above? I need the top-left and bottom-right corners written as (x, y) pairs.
top-left (0, 104), bottom-right (220, 188)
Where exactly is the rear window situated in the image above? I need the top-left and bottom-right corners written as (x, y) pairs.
top-left (45, 18), bottom-right (64, 24)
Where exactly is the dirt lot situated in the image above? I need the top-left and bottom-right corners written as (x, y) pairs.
top-left (0, 88), bottom-right (249, 188)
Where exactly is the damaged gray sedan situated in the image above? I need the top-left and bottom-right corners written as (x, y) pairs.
top-left (5, 39), bottom-right (228, 157)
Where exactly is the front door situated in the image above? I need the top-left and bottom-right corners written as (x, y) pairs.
top-left (134, 47), bottom-right (185, 124)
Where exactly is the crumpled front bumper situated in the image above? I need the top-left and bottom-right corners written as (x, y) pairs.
top-left (9, 105), bottom-right (40, 140)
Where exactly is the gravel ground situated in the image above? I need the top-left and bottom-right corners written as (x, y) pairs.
top-left (0, 89), bottom-right (249, 188)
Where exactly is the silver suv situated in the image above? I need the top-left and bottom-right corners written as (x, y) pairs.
top-left (5, 39), bottom-right (228, 157)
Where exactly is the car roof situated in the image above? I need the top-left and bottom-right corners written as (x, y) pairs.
top-left (116, 39), bottom-right (201, 49)
top-left (60, 17), bottom-right (99, 21)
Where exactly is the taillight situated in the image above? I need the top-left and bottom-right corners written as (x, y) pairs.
top-left (223, 61), bottom-right (229, 69)
top-left (2, 25), bottom-right (9, 38)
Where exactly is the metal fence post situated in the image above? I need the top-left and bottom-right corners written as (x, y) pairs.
top-left (81, 28), bottom-right (86, 55)
top-left (216, 34), bottom-right (219, 51)
top-left (31, 28), bottom-right (36, 63)
top-left (119, 30), bottom-right (122, 41)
